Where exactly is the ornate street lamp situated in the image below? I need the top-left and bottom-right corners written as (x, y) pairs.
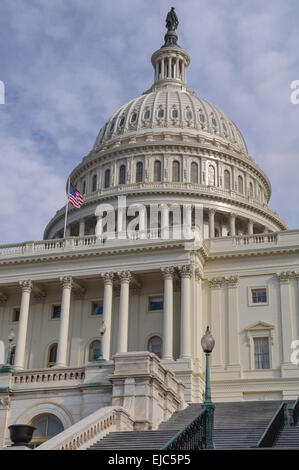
top-left (201, 326), bottom-right (215, 449)
top-left (96, 321), bottom-right (106, 361)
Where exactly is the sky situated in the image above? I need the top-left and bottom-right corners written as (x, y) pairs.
top-left (0, 0), bottom-right (298, 244)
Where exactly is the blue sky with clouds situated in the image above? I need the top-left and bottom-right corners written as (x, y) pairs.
top-left (0, 0), bottom-right (298, 244)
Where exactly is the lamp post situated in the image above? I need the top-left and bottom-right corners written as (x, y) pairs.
top-left (96, 321), bottom-right (106, 361)
top-left (0, 329), bottom-right (15, 372)
top-left (201, 326), bottom-right (215, 449)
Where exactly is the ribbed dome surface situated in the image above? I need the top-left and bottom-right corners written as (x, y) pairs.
top-left (93, 88), bottom-right (248, 154)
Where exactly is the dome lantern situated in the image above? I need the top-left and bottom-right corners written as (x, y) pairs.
top-left (150, 8), bottom-right (190, 91)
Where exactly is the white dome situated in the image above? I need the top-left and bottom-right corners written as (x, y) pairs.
top-left (93, 88), bottom-right (248, 155)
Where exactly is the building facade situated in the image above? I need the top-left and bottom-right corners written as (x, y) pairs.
top-left (0, 13), bottom-right (298, 448)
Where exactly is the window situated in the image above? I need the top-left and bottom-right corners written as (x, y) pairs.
top-left (144, 110), bottom-right (150, 120)
top-left (251, 288), bottom-right (267, 304)
top-left (131, 112), bottom-right (137, 123)
top-left (186, 110), bottom-right (192, 120)
top-left (199, 113), bottom-right (205, 123)
top-left (158, 108), bottom-right (164, 118)
top-left (224, 170), bottom-right (230, 190)
top-left (238, 175), bottom-right (244, 193)
top-left (191, 162), bottom-right (198, 183)
top-left (172, 160), bottom-right (180, 182)
top-left (119, 116), bottom-right (125, 128)
top-left (254, 337), bottom-right (270, 369)
top-left (89, 340), bottom-right (101, 361)
top-left (30, 414), bottom-right (64, 447)
top-left (109, 121), bottom-right (115, 132)
top-left (104, 169), bottom-right (110, 188)
top-left (149, 296), bottom-right (164, 311)
top-left (148, 336), bottom-right (162, 359)
top-left (172, 109), bottom-right (178, 119)
top-left (222, 122), bottom-right (227, 132)
top-left (52, 305), bottom-right (61, 319)
top-left (136, 162), bottom-right (143, 183)
top-left (47, 343), bottom-right (58, 367)
top-left (91, 301), bottom-right (103, 316)
top-left (249, 182), bottom-right (254, 198)
top-left (154, 160), bottom-right (162, 182)
top-left (211, 117), bottom-right (217, 127)
top-left (12, 308), bottom-right (20, 322)
top-left (82, 180), bottom-right (86, 195)
top-left (92, 174), bottom-right (97, 192)
top-left (119, 165), bottom-right (126, 185)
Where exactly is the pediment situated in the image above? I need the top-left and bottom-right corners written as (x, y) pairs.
top-left (245, 321), bottom-right (275, 331)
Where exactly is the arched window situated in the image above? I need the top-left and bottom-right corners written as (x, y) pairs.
top-left (104, 169), bottom-right (110, 188)
top-left (89, 340), bottom-right (101, 362)
top-left (208, 165), bottom-right (215, 186)
top-left (148, 336), bottom-right (162, 359)
top-left (136, 162), bottom-right (143, 183)
top-left (154, 160), bottom-right (162, 182)
top-left (92, 174), bottom-right (97, 192)
top-left (249, 182), bottom-right (254, 198)
top-left (47, 343), bottom-right (58, 367)
top-left (11, 346), bottom-right (16, 366)
top-left (82, 180), bottom-right (86, 195)
top-left (119, 165), bottom-right (126, 185)
top-left (224, 170), bottom-right (230, 190)
top-left (30, 414), bottom-right (64, 447)
top-left (172, 160), bottom-right (180, 182)
top-left (191, 162), bottom-right (198, 183)
top-left (238, 175), bottom-right (244, 193)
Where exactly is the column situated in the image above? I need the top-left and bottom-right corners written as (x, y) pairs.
top-left (79, 218), bottom-right (85, 237)
top-left (95, 216), bottom-right (103, 239)
top-left (56, 276), bottom-right (72, 368)
top-left (168, 58), bottom-right (172, 78)
top-left (179, 265), bottom-right (192, 359)
top-left (226, 276), bottom-right (240, 367)
top-left (175, 58), bottom-right (179, 79)
top-left (101, 273), bottom-right (114, 360)
top-left (65, 226), bottom-right (71, 237)
top-left (277, 272), bottom-right (295, 365)
top-left (14, 280), bottom-right (32, 371)
top-left (208, 209), bottom-right (215, 238)
top-left (161, 204), bottom-right (169, 240)
top-left (209, 277), bottom-right (224, 367)
top-left (229, 213), bottom-right (236, 236)
top-left (248, 219), bottom-right (254, 235)
top-left (161, 59), bottom-right (165, 80)
top-left (117, 271), bottom-right (131, 353)
top-left (161, 267), bottom-right (174, 360)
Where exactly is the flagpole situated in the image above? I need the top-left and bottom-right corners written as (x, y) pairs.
top-left (63, 178), bottom-right (70, 238)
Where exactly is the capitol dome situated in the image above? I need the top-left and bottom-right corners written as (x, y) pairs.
top-left (44, 17), bottom-right (286, 241)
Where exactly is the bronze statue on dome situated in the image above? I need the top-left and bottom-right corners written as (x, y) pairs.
top-left (166, 7), bottom-right (179, 31)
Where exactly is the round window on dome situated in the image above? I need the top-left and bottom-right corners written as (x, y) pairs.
top-left (211, 117), bottom-right (217, 127)
top-left (109, 121), bottom-right (115, 132)
top-left (131, 112), bottom-right (137, 123)
top-left (222, 122), bottom-right (227, 132)
top-left (172, 109), bottom-right (178, 119)
top-left (158, 108), bottom-right (164, 118)
top-left (144, 110), bottom-right (150, 120)
top-left (119, 116), bottom-right (125, 128)
top-left (199, 113), bottom-right (205, 123)
top-left (186, 110), bottom-right (192, 120)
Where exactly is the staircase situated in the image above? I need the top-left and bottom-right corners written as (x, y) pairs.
top-left (272, 422), bottom-right (299, 448)
top-left (88, 400), bottom-right (284, 450)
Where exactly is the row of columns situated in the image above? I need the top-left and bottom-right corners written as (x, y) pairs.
top-left (155, 57), bottom-right (186, 82)
top-left (209, 209), bottom-right (256, 238)
top-left (11, 265), bottom-right (195, 370)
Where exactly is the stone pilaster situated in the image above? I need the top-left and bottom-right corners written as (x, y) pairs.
top-left (14, 280), bottom-right (32, 371)
top-left (56, 276), bottom-right (72, 368)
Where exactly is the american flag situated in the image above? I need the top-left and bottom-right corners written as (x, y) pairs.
top-left (68, 182), bottom-right (84, 208)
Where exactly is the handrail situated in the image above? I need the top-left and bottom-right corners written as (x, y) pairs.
top-left (251, 401), bottom-right (286, 448)
top-left (160, 408), bottom-right (207, 450)
top-left (288, 397), bottom-right (299, 426)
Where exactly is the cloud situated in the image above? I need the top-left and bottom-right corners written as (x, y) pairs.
top-left (0, 0), bottom-right (298, 243)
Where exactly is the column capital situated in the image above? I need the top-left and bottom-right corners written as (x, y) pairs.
top-left (60, 276), bottom-right (73, 289)
top-left (230, 212), bottom-right (236, 219)
top-left (178, 265), bottom-right (192, 279)
top-left (194, 268), bottom-right (203, 282)
top-left (118, 271), bottom-right (132, 284)
top-left (225, 275), bottom-right (239, 288)
top-left (19, 280), bottom-right (32, 293)
top-left (208, 277), bottom-right (223, 289)
top-left (161, 266), bottom-right (175, 280)
top-left (101, 272), bottom-right (114, 285)
top-left (276, 271), bottom-right (293, 284)
top-left (209, 208), bottom-right (216, 216)
top-left (0, 291), bottom-right (8, 304)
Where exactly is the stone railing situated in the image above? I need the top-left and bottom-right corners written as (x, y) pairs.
top-left (36, 406), bottom-right (134, 450)
top-left (12, 367), bottom-right (85, 388)
top-left (235, 233), bottom-right (278, 246)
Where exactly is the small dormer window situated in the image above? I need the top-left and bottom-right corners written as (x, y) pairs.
top-left (144, 110), bottom-right (150, 119)
top-left (158, 108), bottom-right (164, 118)
top-left (131, 112), bottom-right (137, 123)
top-left (186, 110), bottom-right (192, 120)
top-left (172, 109), bottom-right (178, 119)
top-left (109, 121), bottom-right (115, 132)
top-left (222, 122), bottom-right (227, 132)
top-left (119, 116), bottom-right (125, 128)
top-left (211, 117), bottom-right (217, 127)
top-left (199, 113), bottom-right (205, 123)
